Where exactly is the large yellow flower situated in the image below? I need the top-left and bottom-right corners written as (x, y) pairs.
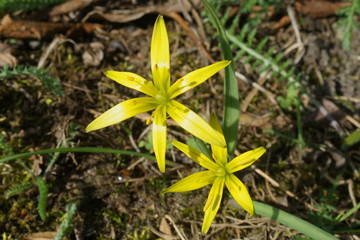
top-left (163, 114), bottom-right (266, 233)
top-left (86, 15), bottom-right (230, 172)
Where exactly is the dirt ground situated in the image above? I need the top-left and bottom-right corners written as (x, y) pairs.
top-left (0, 0), bottom-right (359, 239)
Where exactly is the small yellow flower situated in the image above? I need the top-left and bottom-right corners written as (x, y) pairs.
top-left (86, 15), bottom-right (230, 172)
top-left (163, 114), bottom-right (266, 234)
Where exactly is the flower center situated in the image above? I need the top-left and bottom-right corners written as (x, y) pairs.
top-left (216, 167), bottom-right (227, 177)
top-left (155, 92), bottom-right (169, 105)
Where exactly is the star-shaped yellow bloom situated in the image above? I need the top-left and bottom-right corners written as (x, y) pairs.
top-left (86, 15), bottom-right (230, 172)
top-left (163, 114), bottom-right (266, 233)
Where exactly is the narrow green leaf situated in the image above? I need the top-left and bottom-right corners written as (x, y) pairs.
top-left (202, 0), bottom-right (240, 155)
top-left (55, 203), bottom-right (78, 240)
top-left (5, 183), bottom-right (32, 199)
top-left (35, 177), bottom-right (48, 221)
top-left (0, 147), bottom-right (157, 164)
top-left (230, 200), bottom-right (339, 240)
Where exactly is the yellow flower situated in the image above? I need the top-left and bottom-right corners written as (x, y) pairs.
top-left (86, 15), bottom-right (230, 173)
top-left (163, 114), bottom-right (266, 233)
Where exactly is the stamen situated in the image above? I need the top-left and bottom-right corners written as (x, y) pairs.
top-left (146, 117), bottom-right (152, 125)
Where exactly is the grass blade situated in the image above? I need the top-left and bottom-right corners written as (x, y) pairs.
top-left (0, 147), bottom-right (157, 164)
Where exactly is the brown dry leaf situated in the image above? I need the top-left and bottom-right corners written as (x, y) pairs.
top-left (273, 15), bottom-right (291, 29)
top-left (240, 113), bottom-right (272, 128)
top-left (25, 232), bottom-right (57, 240)
top-left (159, 217), bottom-right (173, 239)
top-left (304, 98), bottom-right (346, 127)
top-left (249, 5), bottom-right (275, 19)
top-left (0, 42), bottom-right (17, 67)
top-left (295, 1), bottom-right (352, 18)
top-left (30, 154), bottom-right (44, 176)
top-left (49, 0), bottom-right (99, 17)
top-left (87, 0), bottom-right (200, 23)
top-left (0, 15), bottom-right (103, 39)
top-left (240, 113), bottom-right (291, 129)
top-left (82, 42), bottom-right (104, 66)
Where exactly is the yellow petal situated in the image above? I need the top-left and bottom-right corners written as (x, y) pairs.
top-left (85, 97), bottom-right (157, 132)
top-left (151, 15), bottom-right (170, 91)
top-left (225, 147), bottom-right (266, 173)
top-left (225, 174), bottom-right (254, 215)
top-left (202, 177), bottom-right (225, 234)
top-left (163, 171), bottom-right (216, 193)
top-left (172, 140), bottom-right (219, 171)
top-left (152, 105), bottom-right (167, 173)
top-left (167, 100), bottom-right (226, 147)
top-left (209, 113), bottom-right (228, 167)
top-left (106, 71), bottom-right (158, 97)
top-left (168, 60), bottom-right (231, 99)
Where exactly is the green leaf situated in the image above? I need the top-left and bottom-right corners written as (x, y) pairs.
top-left (230, 200), bottom-right (339, 240)
top-left (202, 0), bottom-right (240, 155)
top-left (0, 0), bottom-right (65, 12)
top-left (55, 203), bottom-right (78, 240)
top-left (5, 183), bottom-right (32, 199)
top-left (35, 177), bottom-right (48, 221)
top-left (342, 128), bottom-right (360, 150)
top-left (186, 137), bottom-right (212, 160)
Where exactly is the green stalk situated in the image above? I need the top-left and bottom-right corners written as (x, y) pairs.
top-left (230, 200), bottom-right (339, 240)
top-left (0, 147), bottom-right (156, 164)
top-left (202, 0), bottom-right (240, 155)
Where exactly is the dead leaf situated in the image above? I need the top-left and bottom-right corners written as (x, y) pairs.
top-left (295, 1), bottom-right (352, 18)
top-left (273, 15), bottom-right (291, 29)
top-left (25, 232), bottom-right (57, 240)
top-left (86, 0), bottom-right (200, 23)
top-left (304, 98), bottom-right (346, 127)
top-left (159, 217), bottom-right (172, 239)
top-left (0, 42), bottom-right (17, 67)
top-left (30, 154), bottom-right (44, 176)
top-left (249, 5), bottom-right (275, 19)
top-left (49, 0), bottom-right (99, 17)
top-left (0, 15), bottom-right (103, 39)
top-left (240, 113), bottom-right (272, 128)
top-left (82, 42), bottom-right (104, 66)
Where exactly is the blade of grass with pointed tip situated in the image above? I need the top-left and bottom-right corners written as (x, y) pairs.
top-left (202, 0), bottom-right (240, 155)
top-left (0, 147), bottom-right (157, 164)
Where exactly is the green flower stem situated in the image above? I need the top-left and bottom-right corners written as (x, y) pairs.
top-left (231, 200), bottom-right (339, 240)
top-left (0, 147), bottom-right (156, 164)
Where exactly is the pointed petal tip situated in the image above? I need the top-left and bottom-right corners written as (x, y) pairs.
top-left (85, 124), bottom-right (97, 133)
top-left (154, 151), bottom-right (166, 173)
top-left (104, 71), bottom-right (113, 79)
top-left (158, 165), bottom-right (166, 173)
top-left (246, 203), bottom-right (255, 216)
top-left (223, 60), bottom-right (231, 65)
top-left (256, 146), bottom-right (267, 155)
top-left (201, 225), bottom-right (210, 234)
top-left (248, 209), bottom-right (255, 217)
